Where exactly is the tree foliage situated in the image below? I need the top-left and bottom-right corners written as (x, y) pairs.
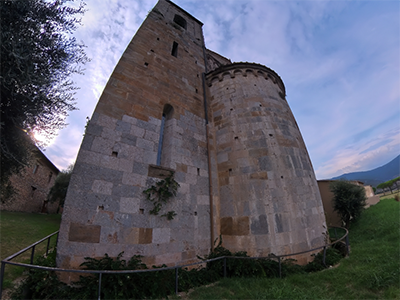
top-left (47, 164), bottom-right (73, 208)
top-left (0, 0), bottom-right (88, 192)
top-left (143, 172), bottom-right (180, 220)
top-left (377, 182), bottom-right (388, 195)
top-left (330, 180), bottom-right (367, 229)
top-left (377, 176), bottom-right (400, 195)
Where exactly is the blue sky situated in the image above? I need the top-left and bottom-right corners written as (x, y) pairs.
top-left (41, 0), bottom-right (400, 180)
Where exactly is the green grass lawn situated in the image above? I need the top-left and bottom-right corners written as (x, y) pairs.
top-left (0, 211), bottom-right (61, 289)
top-left (181, 198), bottom-right (400, 299)
top-left (1, 196), bottom-right (399, 299)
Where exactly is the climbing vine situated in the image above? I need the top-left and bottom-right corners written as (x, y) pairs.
top-left (143, 172), bottom-right (179, 220)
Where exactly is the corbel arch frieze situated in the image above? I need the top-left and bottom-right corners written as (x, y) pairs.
top-left (206, 62), bottom-right (286, 96)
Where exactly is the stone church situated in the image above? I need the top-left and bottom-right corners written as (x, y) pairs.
top-left (57, 0), bottom-right (327, 271)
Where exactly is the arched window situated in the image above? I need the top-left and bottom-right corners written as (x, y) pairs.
top-left (173, 14), bottom-right (187, 29)
top-left (157, 104), bottom-right (174, 167)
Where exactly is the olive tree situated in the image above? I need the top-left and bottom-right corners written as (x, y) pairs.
top-left (330, 180), bottom-right (367, 229)
top-left (0, 0), bottom-right (89, 195)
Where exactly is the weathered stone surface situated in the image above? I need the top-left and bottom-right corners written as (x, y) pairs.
top-left (57, 0), bottom-right (327, 275)
top-left (119, 197), bottom-right (140, 214)
top-left (207, 61), bottom-right (326, 259)
top-left (68, 223), bottom-right (101, 243)
top-left (147, 164), bottom-right (175, 179)
top-left (220, 216), bottom-right (250, 236)
top-left (91, 180), bottom-right (113, 195)
top-left (139, 228), bottom-right (153, 244)
top-left (152, 228), bottom-right (170, 244)
top-left (251, 214), bottom-right (269, 235)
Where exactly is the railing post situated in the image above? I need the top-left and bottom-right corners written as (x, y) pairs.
top-left (30, 245), bottom-right (36, 264)
top-left (322, 246), bottom-right (327, 267)
top-left (223, 257), bottom-right (227, 278)
top-left (0, 261), bottom-right (6, 300)
top-left (98, 273), bottom-right (102, 300)
top-left (56, 231), bottom-right (59, 248)
top-left (278, 257), bottom-right (282, 278)
top-left (46, 236), bottom-right (51, 256)
top-left (175, 267), bottom-right (178, 295)
top-left (345, 234), bottom-right (350, 257)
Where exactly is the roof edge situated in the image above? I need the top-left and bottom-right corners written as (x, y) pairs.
top-left (165, 0), bottom-right (203, 25)
top-left (206, 62), bottom-right (286, 96)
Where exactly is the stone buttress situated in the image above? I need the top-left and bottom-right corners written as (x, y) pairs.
top-left (57, 0), bottom-right (212, 273)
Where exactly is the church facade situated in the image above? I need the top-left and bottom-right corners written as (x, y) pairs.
top-left (57, 0), bottom-right (327, 272)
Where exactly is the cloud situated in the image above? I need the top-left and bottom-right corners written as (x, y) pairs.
top-left (44, 0), bottom-right (157, 170)
top-left (44, 124), bottom-right (84, 170)
top-left (42, 0), bottom-right (399, 180)
top-left (315, 127), bottom-right (400, 179)
top-left (359, 139), bottom-right (395, 155)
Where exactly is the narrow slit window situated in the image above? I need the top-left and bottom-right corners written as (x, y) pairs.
top-left (171, 42), bottom-right (178, 57)
top-left (157, 114), bottom-right (166, 165)
top-left (31, 186), bottom-right (37, 198)
top-left (33, 164), bottom-right (39, 174)
top-left (157, 104), bottom-right (174, 166)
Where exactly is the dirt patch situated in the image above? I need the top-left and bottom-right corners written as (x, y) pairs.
top-left (177, 281), bottom-right (219, 299)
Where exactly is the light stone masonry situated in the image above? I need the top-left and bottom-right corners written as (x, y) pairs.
top-left (57, 0), bottom-right (327, 277)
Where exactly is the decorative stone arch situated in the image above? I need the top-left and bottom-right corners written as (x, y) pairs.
top-left (209, 76), bottom-right (219, 86)
top-left (222, 71), bottom-right (231, 80)
top-left (267, 73), bottom-right (277, 84)
top-left (257, 70), bottom-right (267, 79)
top-left (206, 62), bottom-right (286, 96)
top-left (245, 69), bottom-right (255, 77)
top-left (233, 69), bottom-right (243, 78)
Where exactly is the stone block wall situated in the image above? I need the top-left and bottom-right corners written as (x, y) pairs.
top-left (58, 109), bottom-right (212, 271)
top-left (0, 148), bottom-right (60, 214)
top-left (57, 0), bottom-right (213, 273)
top-left (207, 63), bottom-right (326, 260)
top-left (57, 0), bottom-right (328, 273)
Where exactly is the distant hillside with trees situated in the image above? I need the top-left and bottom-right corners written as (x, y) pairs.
top-left (331, 155), bottom-right (400, 187)
top-left (377, 176), bottom-right (400, 195)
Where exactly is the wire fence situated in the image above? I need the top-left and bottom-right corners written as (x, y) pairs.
top-left (0, 227), bottom-right (349, 300)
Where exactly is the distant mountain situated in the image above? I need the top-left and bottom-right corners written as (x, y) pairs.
top-left (331, 155), bottom-right (400, 187)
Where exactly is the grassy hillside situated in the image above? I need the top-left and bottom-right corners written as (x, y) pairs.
top-left (0, 212), bottom-right (61, 289)
top-left (1, 198), bottom-right (399, 299)
top-left (180, 198), bottom-right (400, 299)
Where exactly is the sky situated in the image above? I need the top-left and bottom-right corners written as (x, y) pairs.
top-left (40, 0), bottom-right (400, 180)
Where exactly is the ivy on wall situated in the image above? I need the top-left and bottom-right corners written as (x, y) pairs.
top-left (143, 172), bottom-right (179, 220)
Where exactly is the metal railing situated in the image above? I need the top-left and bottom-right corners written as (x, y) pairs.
top-left (0, 231), bottom-right (59, 299)
top-left (0, 227), bottom-right (349, 300)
